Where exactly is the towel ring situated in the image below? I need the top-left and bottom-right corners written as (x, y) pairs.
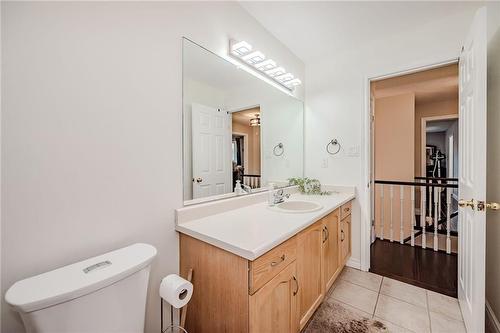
top-left (273, 143), bottom-right (284, 156)
top-left (326, 139), bottom-right (341, 155)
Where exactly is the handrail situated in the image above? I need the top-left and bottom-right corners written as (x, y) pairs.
top-left (415, 176), bottom-right (458, 182)
top-left (374, 179), bottom-right (458, 188)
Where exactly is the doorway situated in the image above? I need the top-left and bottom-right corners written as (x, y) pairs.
top-left (231, 107), bottom-right (262, 190)
top-left (368, 63), bottom-right (460, 297)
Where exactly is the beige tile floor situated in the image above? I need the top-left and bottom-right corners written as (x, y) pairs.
top-left (324, 267), bottom-right (466, 333)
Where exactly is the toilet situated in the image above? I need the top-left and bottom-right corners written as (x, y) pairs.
top-left (5, 243), bottom-right (157, 333)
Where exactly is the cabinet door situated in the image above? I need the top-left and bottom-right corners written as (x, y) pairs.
top-left (322, 210), bottom-right (341, 292)
top-left (340, 215), bottom-right (351, 265)
top-left (249, 262), bottom-right (299, 333)
top-left (297, 220), bottom-right (324, 329)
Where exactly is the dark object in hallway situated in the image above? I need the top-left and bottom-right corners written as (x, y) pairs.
top-left (370, 239), bottom-right (457, 298)
top-left (303, 297), bottom-right (386, 333)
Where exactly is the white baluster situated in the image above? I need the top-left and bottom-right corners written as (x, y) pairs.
top-left (438, 185), bottom-right (442, 225)
top-left (446, 187), bottom-right (451, 254)
top-left (422, 185), bottom-right (427, 249)
top-left (390, 185), bottom-right (394, 242)
top-left (427, 184), bottom-right (432, 229)
top-left (380, 185), bottom-right (384, 240)
top-left (400, 185), bottom-right (404, 244)
top-left (434, 186), bottom-right (439, 251)
top-left (411, 186), bottom-right (415, 247)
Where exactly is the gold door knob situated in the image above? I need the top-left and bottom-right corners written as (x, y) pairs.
top-left (486, 202), bottom-right (500, 210)
top-left (476, 201), bottom-right (500, 211)
top-left (458, 199), bottom-right (476, 210)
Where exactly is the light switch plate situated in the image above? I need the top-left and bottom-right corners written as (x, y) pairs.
top-left (347, 145), bottom-right (360, 157)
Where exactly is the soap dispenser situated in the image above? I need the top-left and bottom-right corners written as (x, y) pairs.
top-left (234, 180), bottom-right (243, 195)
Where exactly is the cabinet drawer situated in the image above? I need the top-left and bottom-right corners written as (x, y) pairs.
top-left (249, 236), bottom-right (297, 294)
top-left (340, 201), bottom-right (352, 219)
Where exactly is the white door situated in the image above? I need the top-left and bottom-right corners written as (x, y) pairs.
top-left (191, 103), bottom-right (231, 199)
top-left (457, 7), bottom-right (487, 332)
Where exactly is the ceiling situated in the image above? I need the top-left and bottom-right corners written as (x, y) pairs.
top-left (232, 107), bottom-right (260, 126)
top-left (372, 63), bottom-right (458, 104)
top-left (240, 1), bottom-right (483, 65)
top-left (427, 119), bottom-right (458, 133)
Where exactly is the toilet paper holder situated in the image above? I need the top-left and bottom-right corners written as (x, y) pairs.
top-left (160, 269), bottom-right (192, 333)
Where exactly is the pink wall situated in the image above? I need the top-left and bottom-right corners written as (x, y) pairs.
top-left (374, 93), bottom-right (415, 241)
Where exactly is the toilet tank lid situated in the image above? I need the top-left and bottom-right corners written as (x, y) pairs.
top-left (5, 243), bottom-right (157, 313)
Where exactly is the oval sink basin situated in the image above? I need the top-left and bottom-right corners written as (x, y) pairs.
top-left (271, 200), bottom-right (323, 214)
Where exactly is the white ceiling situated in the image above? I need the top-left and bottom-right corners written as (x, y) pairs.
top-left (427, 119), bottom-right (458, 133)
top-left (240, 1), bottom-right (483, 64)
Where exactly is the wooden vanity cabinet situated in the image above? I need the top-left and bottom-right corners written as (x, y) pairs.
top-left (321, 209), bottom-right (341, 292)
top-left (296, 220), bottom-right (325, 329)
top-left (340, 204), bottom-right (352, 265)
top-left (179, 200), bottom-right (353, 333)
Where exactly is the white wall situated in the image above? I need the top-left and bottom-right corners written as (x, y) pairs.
top-left (1, 2), bottom-right (304, 332)
top-left (444, 121), bottom-right (459, 179)
top-left (486, 2), bottom-right (500, 330)
top-left (304, 7), bottom-right (480, 269)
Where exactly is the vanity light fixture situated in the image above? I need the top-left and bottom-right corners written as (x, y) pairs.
top-left (242, 51), bottom-right (266, 65)
top-left (275, 73), bottom-right (294, 83)
top-left (265, 67), bottom-right (287, 77)
top-left (255, 59), bottom-right (277, 71)
top-left (230, 41), bottom-right (253, 56)
top-left (228, 39), bottom-right (302, 91)
top-left (284, 78), bottom-right (302, 88)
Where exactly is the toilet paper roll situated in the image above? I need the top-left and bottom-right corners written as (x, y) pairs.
top-left (159, 274), bottom-right (193, 309)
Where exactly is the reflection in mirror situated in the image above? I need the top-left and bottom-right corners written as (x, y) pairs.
top-left (183, 38), bottom-right (304, 204)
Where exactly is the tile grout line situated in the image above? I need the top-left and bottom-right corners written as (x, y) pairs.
top-left (378, 286), bottom-right (428, 310)
top-left (372, 276), bottom-right (384, 318)
top-left (339, 276), bottom-right (381, 293)
top-left (426, 291), bottom-right (433, 333)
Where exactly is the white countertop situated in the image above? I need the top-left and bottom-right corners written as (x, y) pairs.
top-left (175, 191), bottom-right (355, 260)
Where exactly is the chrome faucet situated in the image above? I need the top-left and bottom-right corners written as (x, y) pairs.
top-left (242, 184), bottom-right (252, 194)
top-left (273, 189), bottom-right (290, 205)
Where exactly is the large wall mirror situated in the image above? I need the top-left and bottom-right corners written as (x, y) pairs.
top-left (183, 38), bottom-right (304, 204)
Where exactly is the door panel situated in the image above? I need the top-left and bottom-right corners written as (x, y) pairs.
top-left (191, 103), bottom-right (231, 199)
top-left (457, 7), bottom-right (487, 332)
top-left (297, 221), bottom-right (324, 329)
top-left (322, 210), bottom-right (340, 292)
top-left (249, 262), bottom-right (298, 333)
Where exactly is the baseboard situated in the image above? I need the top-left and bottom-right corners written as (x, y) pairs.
top-left (346, 257), bottom-right (361, 270)
top-left (487, 300), bottom-right (500, 333)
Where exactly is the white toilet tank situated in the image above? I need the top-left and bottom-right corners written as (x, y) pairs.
top-left (5, 243), bottom-right (157, 333)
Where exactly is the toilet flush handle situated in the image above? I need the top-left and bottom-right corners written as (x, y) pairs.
top-left (83, 260), bottom-right (112, 274)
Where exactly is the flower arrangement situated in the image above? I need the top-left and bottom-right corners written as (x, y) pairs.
top-left (288, 177), bottom-right (331, 195)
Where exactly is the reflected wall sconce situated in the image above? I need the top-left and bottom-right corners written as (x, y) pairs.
top-left (229, 39), bottom-right (302, 91)
top-left (250, 114), bottom-right (261, 127)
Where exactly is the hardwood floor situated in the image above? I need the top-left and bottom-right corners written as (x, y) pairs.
top-left (370, 238), bottom-right (457, 297)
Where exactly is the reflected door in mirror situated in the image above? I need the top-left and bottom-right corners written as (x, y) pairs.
top-left (192, 103), bottom-right (231, 199)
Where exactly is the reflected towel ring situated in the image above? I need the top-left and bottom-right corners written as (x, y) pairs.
top-left (326, 139), bottom-right (341, 155)
top-left (273, 143), bottom-right (284, 156)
